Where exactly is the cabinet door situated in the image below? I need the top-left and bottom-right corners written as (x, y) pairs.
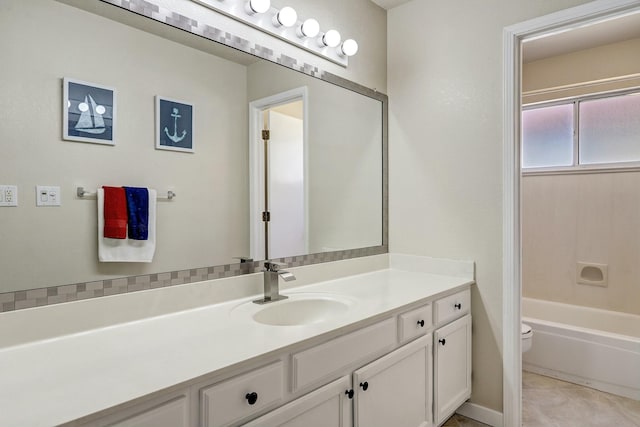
top-left (242, 376), bottom-right (352, 427)
top-left (353, 335), bottom-right (432, 427)
top-left (434, 314), bottom-right (471, 426)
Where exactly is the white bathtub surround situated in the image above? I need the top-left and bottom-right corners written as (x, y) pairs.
top-left (522, 297), bottom-right (640, 400)
top-left (0, 254), bottom-right (474, 426)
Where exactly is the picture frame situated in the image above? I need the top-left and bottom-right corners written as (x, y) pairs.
top-left (63, 78), bottom-right (116, 145)
top-left (155, 96), bottom-right (194, 153)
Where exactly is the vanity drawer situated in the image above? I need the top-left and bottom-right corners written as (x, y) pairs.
top-left (398, 304), bottom-right (432, 343)
top-left (200, 361), bottom-right (284, 427)
top-left (291, 317), bottom-right (396, 392)
top-left (434, 289), bottom-right (470, 326)
top-left (107, 396), bottom-right (188, 427)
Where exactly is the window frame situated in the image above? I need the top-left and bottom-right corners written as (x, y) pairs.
top-left (522, 87), bottom-right (640, 175)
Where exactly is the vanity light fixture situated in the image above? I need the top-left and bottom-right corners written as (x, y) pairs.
top-left (246, 0), bottom-right (270, 15)
top-left (192, 0), bottom-right (357, 65)
top-left (298, 18), bottom-right (320, 38)
top-left (339, 39), bottom-right (359, 57)
top-left (272, 6), bottom-right (297, 27)
top-left (319, 29), bottom-right (341, 48)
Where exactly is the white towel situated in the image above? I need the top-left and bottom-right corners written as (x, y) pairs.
top-left (97, 188), bottom-right (156, 262)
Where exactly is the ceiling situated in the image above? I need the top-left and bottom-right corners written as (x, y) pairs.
top-left (369, 0), bottom-right (412, 10)
top-left (368, 1), bottom-right (640, 63)
top-left (523, 12), bottom-right (640, 62)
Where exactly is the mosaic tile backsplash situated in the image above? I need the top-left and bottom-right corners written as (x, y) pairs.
top-left (0, 0), bottom-right (388, 313)
top-left (0, 247), bottom-right (386, 312)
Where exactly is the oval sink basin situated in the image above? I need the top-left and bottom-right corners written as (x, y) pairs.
top-left (253, 296), bottom-right (351, 326)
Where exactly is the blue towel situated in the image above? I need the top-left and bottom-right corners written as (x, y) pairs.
top-left (123, 187), bottom-right (149, 240)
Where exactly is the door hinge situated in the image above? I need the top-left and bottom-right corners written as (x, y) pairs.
top-left (262, 211), bottom-right (271, 222)
top-left (261, 130), bottom-right (270, 140)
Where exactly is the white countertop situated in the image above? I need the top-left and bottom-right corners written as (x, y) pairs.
top-left (0, 266), bottom-right (473, 426)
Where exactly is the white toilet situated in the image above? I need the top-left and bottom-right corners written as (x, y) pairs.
top-left (522, 323), bottom-right (533, 352)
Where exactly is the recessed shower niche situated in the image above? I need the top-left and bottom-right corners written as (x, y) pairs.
top-left (576, 262), bottom-right (608, 287)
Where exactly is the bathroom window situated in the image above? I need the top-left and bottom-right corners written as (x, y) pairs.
top-left (579, 94), bottom-right (640, 165)
top-left (522, 89), bottom-right (640, 171)
top-left (522, 104), bottom-right (574, 168)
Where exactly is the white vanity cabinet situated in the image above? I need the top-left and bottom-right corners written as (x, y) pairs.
top-left (243, 376), bottom-right (353, 427)
top-left (200, 361), bottom-right (285, 427)
top-left (72, 286), bottom-right (471, 427)
top-left (433, 289), bottom-right (472, 426)
top-left (82, 393), bottom-right (190, 427)
top-left (353, 334), bottom-right (433, 427)
top-left (246, 335), bottom-right (433, 427)
top-left (106, 397), bottom-right (189, 427)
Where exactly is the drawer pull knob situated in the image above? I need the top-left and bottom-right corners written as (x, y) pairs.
top-left (245, 392), bottom-right (258, 405)
top-left (439, 338), bottom-right (446, 346)
top-left (345, 389), bottom-right (354, 399)
top-left (359, 381), bottom-right (369, 391)
top-left (417, 320), bottom-right (425, 327)
top-left (454, 303), bottom-right (462, 310)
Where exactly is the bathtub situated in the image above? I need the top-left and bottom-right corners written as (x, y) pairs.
top-left (522, 297), bottom-right (640, 400)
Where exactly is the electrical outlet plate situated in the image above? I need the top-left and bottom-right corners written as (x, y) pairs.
top-left (36, 185), bottom-right (61, 207)
top-left (0, 185), bottom-right (18, 206)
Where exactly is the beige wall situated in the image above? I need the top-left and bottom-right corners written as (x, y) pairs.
top-left (522, 173), bottom-right (640, 315)
top-left (387, 0), bottom-right (593, 412)
top-left (0, 0), bottom-right (249, 291)
top-left (523, 38), bottom-right (640, 104)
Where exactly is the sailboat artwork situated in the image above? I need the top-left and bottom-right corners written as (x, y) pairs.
top-left (156, 96), bottom-right (194, 153)
top-left (63, 78), bottom-right (116, 145)
top-left (75, 95), bottom-right (106, 134)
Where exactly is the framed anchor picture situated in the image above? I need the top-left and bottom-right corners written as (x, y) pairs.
top-left (155, 96), bottom-right (194, 153)
top-left (63, 78), bottom-right (116, 145)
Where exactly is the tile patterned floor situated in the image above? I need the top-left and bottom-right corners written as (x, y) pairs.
top-left (442, 413), bottom-right (490, 426)
top-left (522, 371), bottom-right (640, 427)
top-left (444, 371), bottom-right (640, 427)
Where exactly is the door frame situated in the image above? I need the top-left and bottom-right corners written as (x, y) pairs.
top-left (502, 1), bottom-right (640, 426)
top-left (249, 86), bottom-right (309, 261)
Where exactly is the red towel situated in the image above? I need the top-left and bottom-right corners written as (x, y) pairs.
top-left (103, 186), bottom-right (127, 239)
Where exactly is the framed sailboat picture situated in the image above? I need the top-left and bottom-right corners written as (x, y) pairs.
top-left (63, 78), bottom-right (116, 145)
top-left (156, 96), bottom-right (194, 153)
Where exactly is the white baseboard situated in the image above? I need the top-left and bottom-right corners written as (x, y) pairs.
top-left (456, 402), bottom-right (503, 427)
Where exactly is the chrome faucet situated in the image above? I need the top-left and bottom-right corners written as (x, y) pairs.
top-left (253, 261), bottom-right (296, 304)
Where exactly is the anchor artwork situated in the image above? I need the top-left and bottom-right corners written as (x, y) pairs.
top-left (63, 78), bottom-right (116, 145)
top-left (156, 96), bottom-right (194, 153)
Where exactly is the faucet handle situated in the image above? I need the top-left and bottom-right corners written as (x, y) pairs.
top-left (279, 271), bottom-right (296, 282)
top-left (234, 256), bottom-right (253, 264)
top-left (264, 261), bottom-right (281, 271)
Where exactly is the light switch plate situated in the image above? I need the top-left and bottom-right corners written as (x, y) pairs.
top-left (0, 185), bottom-right (18, 206)
top-left (36, 185), bottom-right (61, 207)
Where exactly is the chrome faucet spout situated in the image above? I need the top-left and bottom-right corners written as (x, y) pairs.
top-left (253, 262), bottom-right (296, 304)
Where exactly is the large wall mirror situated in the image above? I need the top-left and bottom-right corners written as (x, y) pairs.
top-left (0, 0), bottom-right (387, 302)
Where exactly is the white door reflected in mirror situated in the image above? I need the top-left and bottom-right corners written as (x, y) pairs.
top-left (266, 103), bottom-right (306, 260)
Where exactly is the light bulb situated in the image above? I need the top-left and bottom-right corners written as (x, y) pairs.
top-left (246, 0), bottom-right (270, 14)
top-left (340, 39), bottom-right (358, 57)
top-left (321, 29), bottom-right (341, 48)
top-left (298, 18), bottom-right (320, 38)
top-left (273, 6), bottom-right (297, 27)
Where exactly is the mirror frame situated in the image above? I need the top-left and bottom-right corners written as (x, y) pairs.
top-left (0, 0), bottom-right (388, 313)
